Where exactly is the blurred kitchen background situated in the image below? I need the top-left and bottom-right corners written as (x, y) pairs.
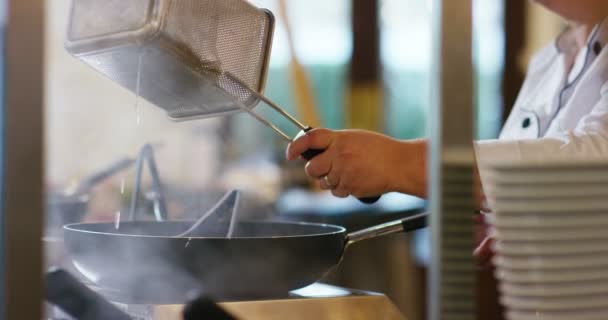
top-left (44, 1), bottom-right (564, 319)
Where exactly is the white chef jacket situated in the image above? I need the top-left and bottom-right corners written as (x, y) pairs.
top-left (476, 19), bottom-right (608, 185)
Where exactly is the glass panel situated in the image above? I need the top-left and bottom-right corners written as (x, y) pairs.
top-left (474, 0), bottom-right (505, 139)
top-left (381, 0), bottom-right (505, 140)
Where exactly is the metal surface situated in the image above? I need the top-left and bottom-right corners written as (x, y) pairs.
top-left (65, 0), bottom-right (275, 120)
top-left (176, 190), bottom-right (240, 238)
top-left (236, 100), bottom-right (295, 142)
top-left (136, 285), bottom-right (407, 320)
top-left (346, 212), bottom-right (428, 245)
top-left (2, 0), bottom-right (45, 319)
top-left (428, 0), bottom-right (476, 319)
top-left (128, 144), bottom-right (168, 221)
top-left (226, 72), bottom-right (308, 142)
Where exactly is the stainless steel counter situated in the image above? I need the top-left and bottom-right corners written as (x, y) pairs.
top-left (120, 284), bottom-right (407, 320)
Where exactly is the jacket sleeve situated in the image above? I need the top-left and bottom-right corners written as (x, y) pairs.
top-left (475, 81), bottom-right (608, 188)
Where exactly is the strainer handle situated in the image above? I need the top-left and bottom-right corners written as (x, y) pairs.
top-left (301, 127), bottom-right (381, 204)
top-left (227, 74), bottom-right (381, 205)
top-left (300, 127), bottom-right (325, 160)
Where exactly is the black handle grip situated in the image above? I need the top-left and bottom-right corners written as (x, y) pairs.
top-left (183, 296), bottom-right (237, 320)
top-left (45, 268), bottom-right (132, 320)
top-left (300, 128), bottom-right (381, 204)
top-left (358, 195), bottom-right (382, 204)
top-left (301, 148), bottom-right (324, 161)
top-left (401, 213), bottom-right (428, 233)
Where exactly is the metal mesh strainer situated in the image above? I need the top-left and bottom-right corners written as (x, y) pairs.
top-left (66, 0), bottom-right (381, 203)
top-left (66, 0), bottom-right (274, 120)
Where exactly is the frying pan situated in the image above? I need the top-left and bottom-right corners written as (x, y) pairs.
top-left (63, 213), bottom-right (427, 304)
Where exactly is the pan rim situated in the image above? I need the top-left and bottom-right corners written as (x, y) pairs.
top-left (63, 220), bottom-right (346, 240)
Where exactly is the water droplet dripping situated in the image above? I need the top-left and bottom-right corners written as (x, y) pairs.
top-left (115, 211), bottom-right (121, 230)
top-left (120, 178), bottom-right (125, 195)
top-left (134, 50), bottom-right (144, 126)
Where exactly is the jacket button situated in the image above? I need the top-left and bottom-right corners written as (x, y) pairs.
top-left (522, 117), bottom-right (531, 129)
top-left (594, 42), bottom-right (603, 55)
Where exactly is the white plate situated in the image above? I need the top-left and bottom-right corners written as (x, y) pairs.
top-left (486, 183), bottom-right (608, 198)
top-left (487, 170), bottom-right (608, 184)
top-left (492, 240), bottom-right (608, 256)
top-left (507, 309), bottom-right (608, 320)
top-left (496, 267), bottom-right (608, 283)
top-left (490, 226), bottom-right (608, 241)
top-left (488, 212), bottom-right (608, 228)
top-left (488, 162), bottom-right (608, 171)
top-left (491, 198), bottom-right (608, 213)
top-left (494, 254), bottom-right (608, 270)
top-left (501, 294), bottom-right (608, 311)
top-left (500, 280), bottom-right (608, 297)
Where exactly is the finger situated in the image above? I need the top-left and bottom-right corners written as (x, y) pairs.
top-left (330, 173), bottom-right (349, 197)
top-left (473, 236), bottom-right (494, 267)
top-left (304, 152), bottom-right (333, 179)
top-left (330, 169), bottom-right (353, 197)
top-left (331, 186), bottom-right (350, 198)
top-left (319, 177), bottom-right (331, 190)
top-left (319, 172), bottom-right (340, 190)
top-left (286, 128), bottom-right (334, 161)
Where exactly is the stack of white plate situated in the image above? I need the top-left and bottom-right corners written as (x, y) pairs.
top-left (485, 162), bottom-right (608, 320)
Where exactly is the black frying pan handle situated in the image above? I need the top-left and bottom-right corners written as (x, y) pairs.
top-left (301, 127), bottom-right (381, 204)
top-left (183, 296), bottom-right (237, 320)
top-left (347, 212), bottom-right (428, 245)
top-left (45, 268), bottom-right (132, 320)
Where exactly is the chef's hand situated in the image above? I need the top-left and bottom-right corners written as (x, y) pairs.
top-left (474, 213), bottom-right (494, 268)
top-left (475, 236), bottom-right (494, 267)
top-left (286, 129), bottom-right (428, 199)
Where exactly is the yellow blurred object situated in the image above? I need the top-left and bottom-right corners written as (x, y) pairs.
top-left (277, 0), bottom-right (322, 128)
top-left (221, 296), bottom-right (406, 320)
top-left (346, 83), bottom-right (384, 131)
top-left (291, 60), bottom-right (323, 128)
top-left (153, 295), bottom-right (407, 320)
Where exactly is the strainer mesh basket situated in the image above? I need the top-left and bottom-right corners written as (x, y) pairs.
top-left (66, 0), bottom-right (274, 120)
